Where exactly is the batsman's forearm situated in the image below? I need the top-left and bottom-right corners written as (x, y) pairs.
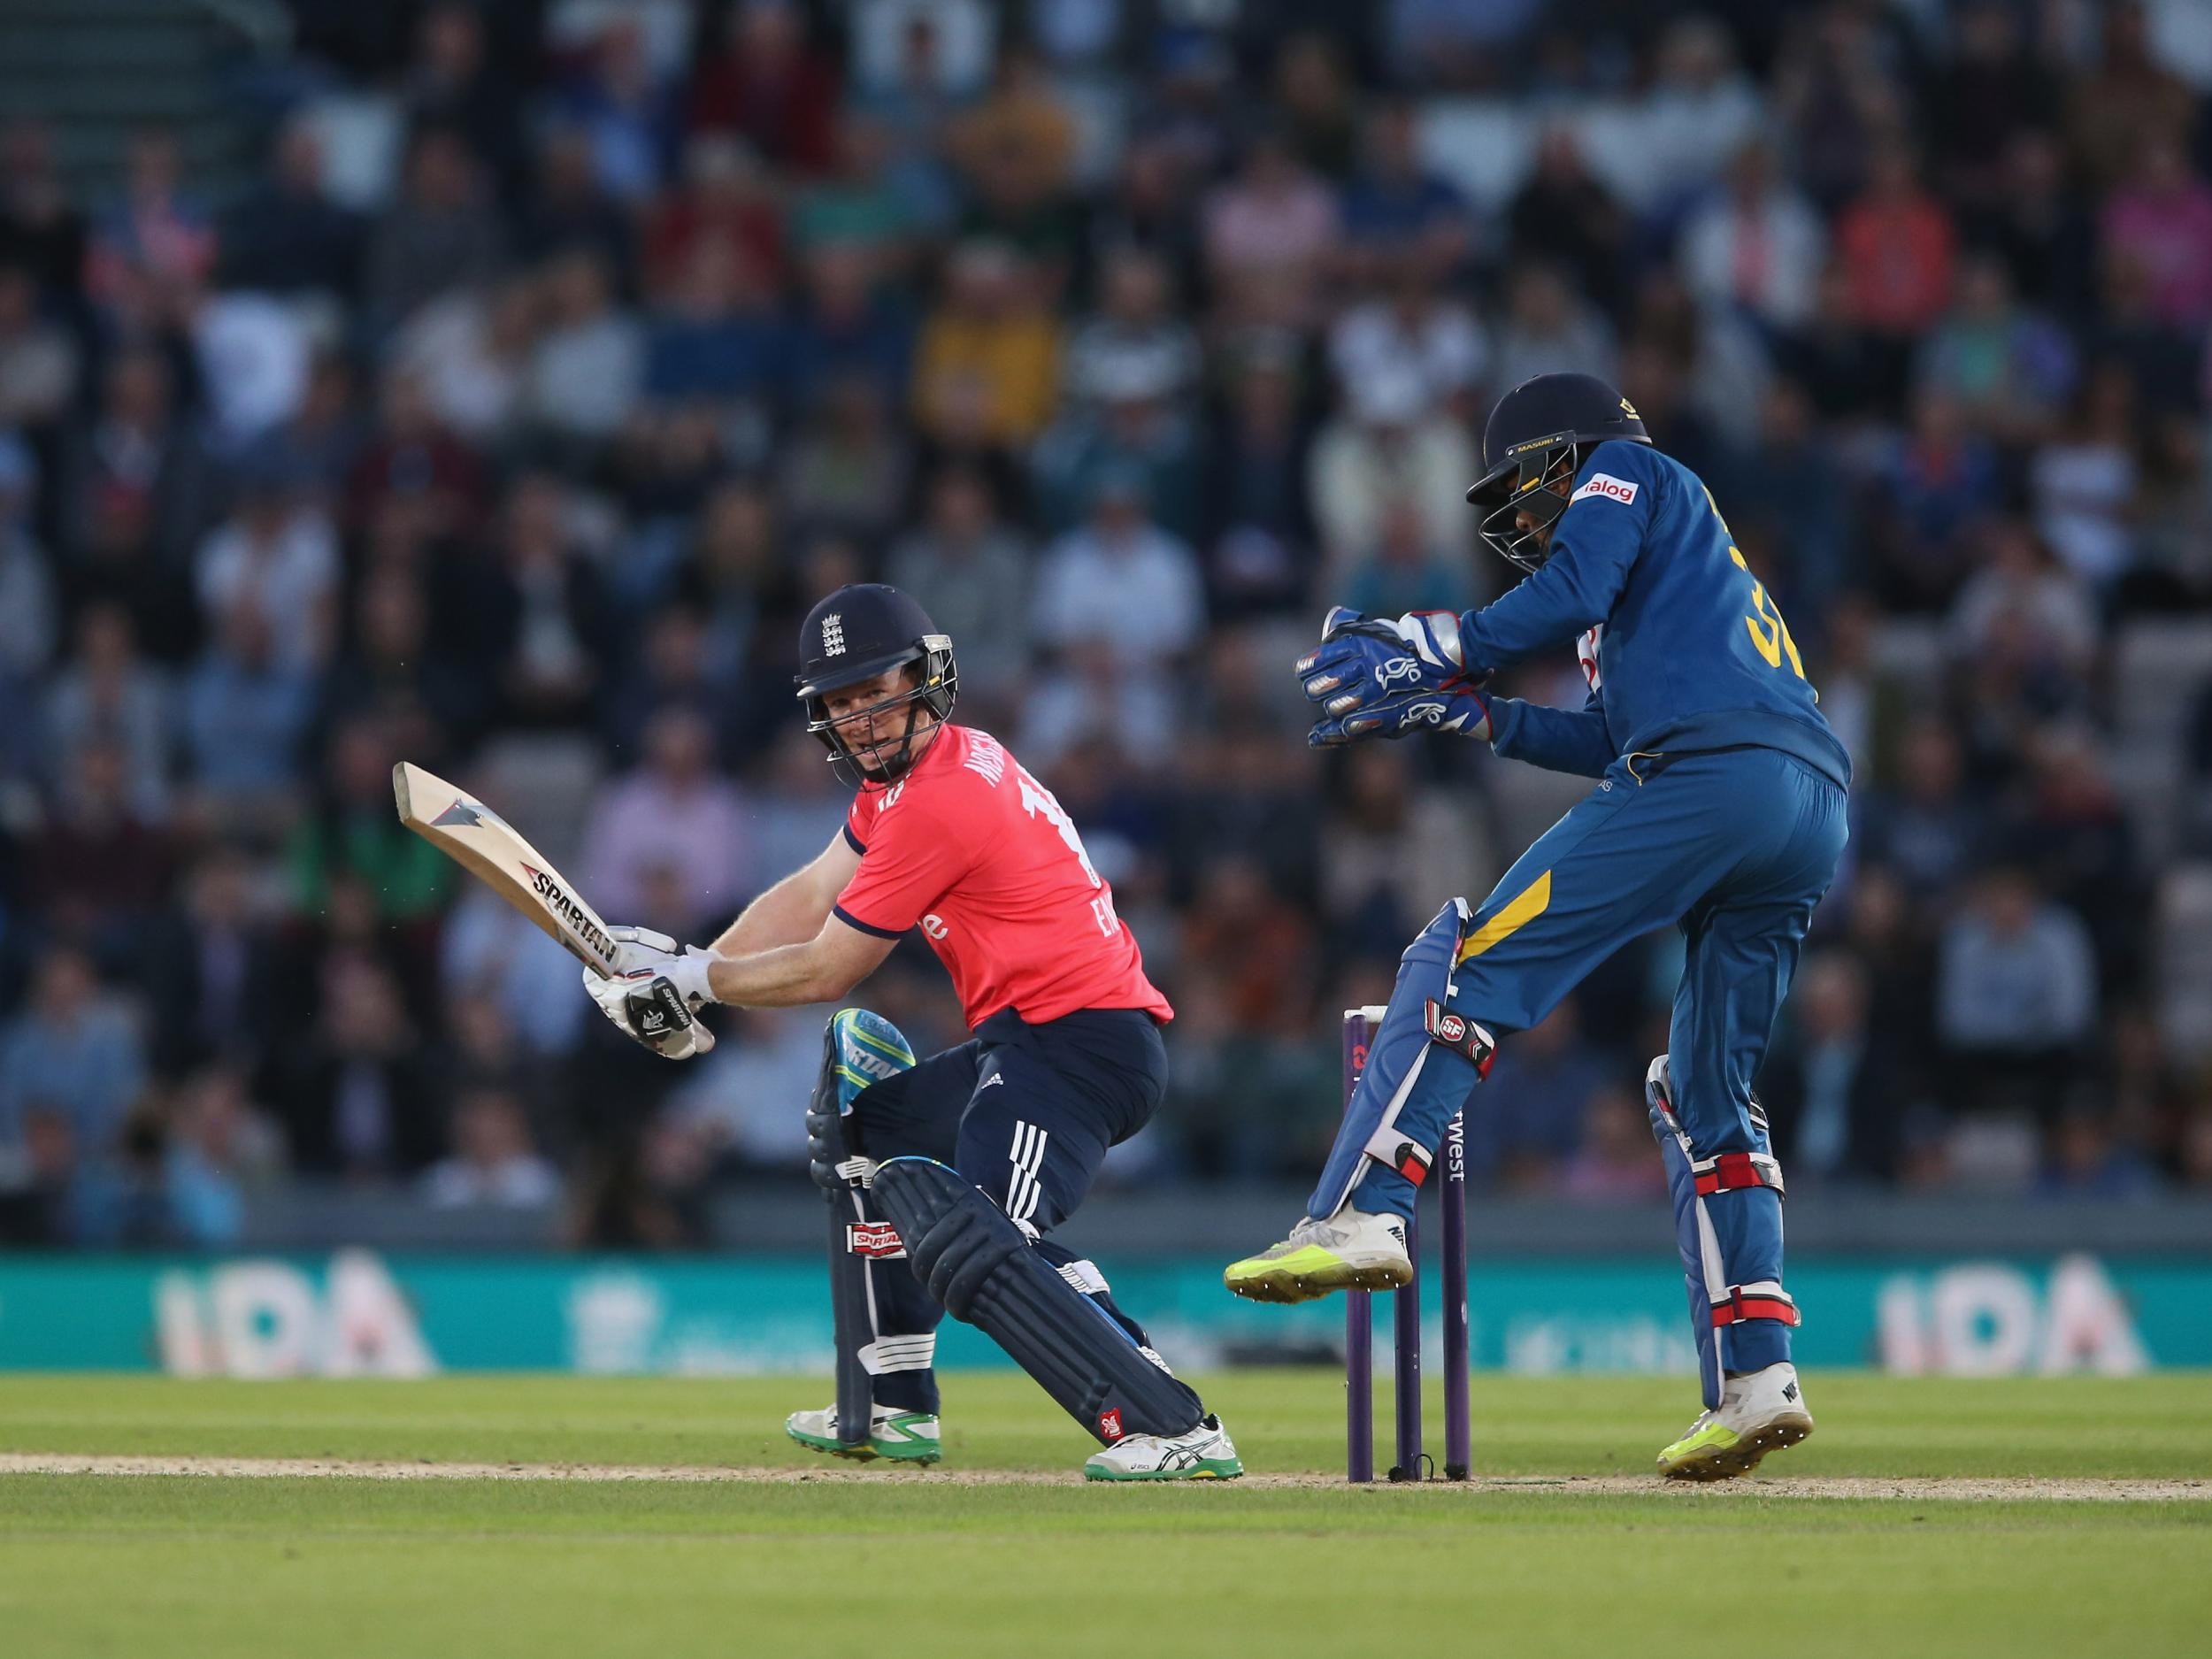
top-left (710, 867), bottom-right (835, 956)
top-left (703, 942), bottom-right (850, 1008)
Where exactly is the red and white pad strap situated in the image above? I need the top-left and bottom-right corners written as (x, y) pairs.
top-left (1691, 1149), bottom-right (1786, 1197)
top-left (1709, 1281), bottom-right (1801, 1329)
top-left (1363, 1125), bottom-right (1435, 1187)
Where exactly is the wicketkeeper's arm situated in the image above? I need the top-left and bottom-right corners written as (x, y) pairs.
top-left (1486, 690), bottom-right (1617, 779)
top-left (709, 830), bottom-right (863, 956)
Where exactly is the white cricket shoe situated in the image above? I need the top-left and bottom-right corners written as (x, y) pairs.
top-left (1222, 1206), bottom-right (1412, 1303)
top-left (1083, 1414), bottom-right (1245, 1481)
top-left (786, 1403), bottom-right (941, 1463)
top-left (1655, 1363), bottom-right (1814, 1480)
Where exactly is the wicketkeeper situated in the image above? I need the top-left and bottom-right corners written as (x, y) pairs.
top-left (1224, 373), bottom-right (1851, 1480)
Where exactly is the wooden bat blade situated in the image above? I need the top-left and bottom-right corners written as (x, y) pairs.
top-left (393, 761), bottom-right (621, 979)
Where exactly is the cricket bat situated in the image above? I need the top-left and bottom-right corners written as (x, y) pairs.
top-left (393, 761), bottom-right (621, 979)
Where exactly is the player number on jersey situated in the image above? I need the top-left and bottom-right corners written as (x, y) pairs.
top-left (1016, 765), bottom-right (1120, 935)
top-left (1702, 485), bottom-right (1808, 680)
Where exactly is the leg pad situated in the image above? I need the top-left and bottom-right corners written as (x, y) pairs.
top-left (872, 1156), bottom-right (1202, 1445)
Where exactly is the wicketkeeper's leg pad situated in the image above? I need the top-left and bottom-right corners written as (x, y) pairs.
top-left (1647, 1056), bottom-right (1794, 1411)
top-left (872, 1156), bottom-right (1204, 1446)
top-left (1309, 900), bottom-right (1496, 1223)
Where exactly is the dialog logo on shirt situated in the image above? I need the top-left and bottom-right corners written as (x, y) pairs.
top-left (1571, 472), bottom-right (1638, 506)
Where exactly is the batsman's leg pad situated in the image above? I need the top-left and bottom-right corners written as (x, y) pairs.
top-left (1309, 901), bottom-right (1496, 1223)
top-left (818, 1010), bottom-right (931, 1429)
top-left (872, 1156), bottom-right (1203, 1445)
top-left (1647, 1056), bottom-right (1793, 1411)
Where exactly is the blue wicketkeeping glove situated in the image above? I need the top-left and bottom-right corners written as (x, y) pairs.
top-left (1296, 606), bottom-right (1493, 747)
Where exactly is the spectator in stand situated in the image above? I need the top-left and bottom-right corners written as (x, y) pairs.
top-left (1064, 246), bottom-right (1202, 415)
top-left (219, 117), bottom-right (363, 299)
top-left (2100, 137), bottom-right (2212, 333)
top-left (180, 602), bottom-right (318, 813)
top-left (365, 127), bottom-right (506, 336)
top-left (1634, 15), bottom-right (1766, 211)
top-left (0, 436), bottom-right (54, 680)
top-left (641, 239), bottom-right (785, 422)
top-left (1489, 260), bottom-right (1616, 395)
top-left (459, 475), bottom-right (615, 734)
top-left (1337, 100), bottom-right (1475, 288)
top-left (1203, 349), bottom-right (1317, 618)
top-left (549, 12), bottom-right (680, 206)
top-left (1506, 126), bottom-right (1630, 324)
top-left (688, 0), bottom-right (840, 176)
top-left (1202, 129), bottom-right (1338, 322)
top-left (2032, 362), bottom-right (2142, 593)
top-left (42, 605), bottom-right (171, 819)
top-left (1859, 717), bottom-right (1988, 907)
top-left (2134, 413), bottom-right (2212, 606)
top-left (1561, 1084), bottom-right (1670, 1201)
top-left (84, 127), bottom-right (215, 328)
top-left (1763, 951), bottom-right (1904, 1183)
top-left (1309, 360), bottom-right (1477, 584)
top-left (884, 465), bottom-right (1031, 700)
top-left (780, 372), bottom-right (911, 545)
top-left (1936, 864), bottom-right (2097, 1126)
top-left (164, 1064), bottom-right (284, 1244)
top-left (580, 705), bottom-right (751, 924)
top-left (1929, 0), bottom-right (2061, 211)
top-left (286, 716), bottom-right (452, 927)
top-left (142, 848), bottom-right (279, 1076)
top-left (523, 248), bottom-right (645, 453)
top-left (795, 114), bottom-right (929, 270)
top-left (1340, 500), bottom-right (1469, 623)
top-left (2066, 0), bottom-right (2198, 191)
top-left (395, 277), bottom-right (538, 447)
top-left (911, 240), bottom-right (1060, 451)
top-left (0, 119), bottom-right (85, 301)
top-left (1916, 254), bottom-right (2078, 445)
top-left (1328, 266), bottom-right (1486, 422)
top-left (1834, 137), bottom-right (1956, 339)
top-left (0, 948), bottom-right (147, 1186)
top-left (1947, 518), bottom-right (2097, 680)
top-left (0, 262), bottom-right (79, 436)
top-left (1966, 129), bottom-right (2098, 327)
top-left (402, 1), bottom-right (528, 192)
top-left (265, 955), bottom-right (442, 1180)
top-left (1032, 472), bottom-right (1204, 677)
top-left (1678, 139), bottom-right (1827, 333)
top-left (1870, 388), bottom-right (2001, 608)
top-left (193, 452), bottom-right (340, 672)
top-left (644, 134), bottom-right (786, 299)
top-left (420, 1087), bottom-right (561, 1208)
top-left (517, 127), bottom-right (639, 288)
top-left (1317, 741), bottom-right (1488, 956)
top-left (1724, 379), bottom-right (1853, 625)
top-left (1466, 999), bottom-right (1610, 1189)
top-left (30, 737), bottom-right (179, 956)
top-left (949, 47), bottom-right (1082, 284)
top-left (58, 347), bottom-right (210, 634)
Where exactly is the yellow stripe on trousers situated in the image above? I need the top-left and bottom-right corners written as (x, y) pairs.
top-left (1457, 871), bottom-right (1553, 962)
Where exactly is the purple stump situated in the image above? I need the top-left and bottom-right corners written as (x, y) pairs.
top-left (1344, 1010), bottom-right (1375, 1483)
top-left (1441, 1107), bottom-right (1471, 1479)
top-left (1346, 1289), bottom-right (1373, 1483)
top-left (1391, 1199), bottom-right (1423, 1479)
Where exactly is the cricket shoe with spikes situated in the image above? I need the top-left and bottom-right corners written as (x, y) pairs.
top-left (1082, 1415), bottom-right (1244, 1482)
top-left (1655, 1363), bottom-right (1814, 1481)
top-left (786, 1404), bottom-right (941, 1464)
top-left (1221, 1207), bottom-right (1411, 1304)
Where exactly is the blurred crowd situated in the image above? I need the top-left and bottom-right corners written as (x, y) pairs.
top-left (4, 0), bottom-right (2212, 1249)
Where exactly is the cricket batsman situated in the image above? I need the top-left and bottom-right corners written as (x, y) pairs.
top-left (1224, 373), bottom-right (1852, 1480)
top-left (581, 583), bottom-right (1241, 1481)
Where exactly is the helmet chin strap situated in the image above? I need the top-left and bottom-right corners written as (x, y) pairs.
top-left (849, 704), bottom-right (941, 785)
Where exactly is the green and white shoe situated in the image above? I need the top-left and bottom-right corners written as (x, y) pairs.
top-left (1222, 1208), bottom-right (1411, 1304)
top-left (1082, 1415), bottom-right (1244, 1482)
top-left (1655, 1363), bottom-right (1814, 1481)
top-left (785, 1404), bottom-right (941, 1464)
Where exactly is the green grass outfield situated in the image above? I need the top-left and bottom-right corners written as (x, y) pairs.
top-left (1, 1371), bottom-right (2208, 1659)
